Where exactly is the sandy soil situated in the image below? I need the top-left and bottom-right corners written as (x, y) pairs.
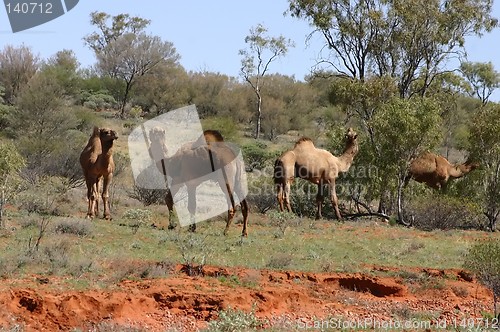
top-left (0, 264), bottom-right (494, 331)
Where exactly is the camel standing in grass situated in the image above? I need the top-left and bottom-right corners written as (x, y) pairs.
top-left (274, 128), bottom-right (359, 220)
top-left (148, 127), bottom-right (249, 236)
top-left (404, 152), bottom-right (479, 190)
top-left (80, 127), bottom-right (118, 219)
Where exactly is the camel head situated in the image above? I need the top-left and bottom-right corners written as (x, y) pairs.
top-left (344, 127), bottom-right (359, 155)
top-left (461, 158), bottom-right (480, 173)
top-left (345, 127), bottom-right (358, 142)
top-left (98, 127), bottom-right (118, 142)
top-left (149, 126), bottom-right (166, 145)
top-left (148, 126), bottom-right (169, 161)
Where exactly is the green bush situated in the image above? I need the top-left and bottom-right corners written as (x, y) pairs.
top-left (267, 210), bottom-right (299, 238)
top-left (53, 219), bottom-right (92, 237)
top-left (122, 208), bottom-right (152, 228)
top-left (246, 175), bottom-right (275, 213)
top-left (205, 306), bottom-right (265, 332)
top-left (241, 141), bottom-right (278, 171)
top-left (201, 116), bottom-right (239, 142)
top-left (79, 91), bottom-right (117, 111)
top-left (406, 194), bottom-right (485, 231)
top-left (463, 239), bottom-right (500, 316)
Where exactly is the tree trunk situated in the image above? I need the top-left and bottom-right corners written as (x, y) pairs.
top-left (120, 80), bottom-right (133, 118)
top-left (255, 93), bottom-right (262, 139)
top-left (397, 176), bottom-right (411, 226)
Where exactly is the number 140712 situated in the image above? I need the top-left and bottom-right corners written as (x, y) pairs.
top-left (5, 2), bottom-right (53, 14)
top-left (451, 317), bottom-right (499, 329)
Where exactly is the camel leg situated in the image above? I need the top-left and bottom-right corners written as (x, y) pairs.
top-left (86, 177), bottom-right (98, 219)
top-left (187, 185), bottom-right (197, 232)
top-left (329, 180), bottom-right (342, 221)
top-left (101, 173), bottom-right (113, 220)
top-left (95, 177), bottom-right (101, 216)
top-left (315, 182), bottom-right (325, 220)
top-left (165, 187), bottom-right (177, 230)
top-left (276, 183), bottom-right (285, 212)
top-left (239, 198), bottom-right (249, 237)
top-left (222, 182), bottom-right (237, 236)
top-left (284, 180), bottom-right (292, 212)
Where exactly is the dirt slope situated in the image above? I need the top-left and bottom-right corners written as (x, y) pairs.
top-left (0, 264), bottom-right (493, 331)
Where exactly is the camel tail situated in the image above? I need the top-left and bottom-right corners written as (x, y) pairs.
top-left (273, 158), bottom-right (284, 184)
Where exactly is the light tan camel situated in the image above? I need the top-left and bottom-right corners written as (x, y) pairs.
top-left (148, 128), bottom-right (249, 236)
top-left (80, 127), bottom-right (118, 219)
top-left (274, 128), bottom-right (359, 220)
top-left (404, 152), bottom-right (479, 190)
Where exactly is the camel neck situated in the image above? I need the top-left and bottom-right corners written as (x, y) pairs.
top-left (337, 140), bottom-right (358, 173)
top-left (449, 163), bottom-right (469, 178)
top-left (102, 140), bottom-right (114, 156)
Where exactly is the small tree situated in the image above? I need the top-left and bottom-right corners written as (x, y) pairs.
top-left (84, 12), bottom-right (180, 117)
top-left (0, 142), bottom-right (26, 227)
top-left (239, 24), bottom-right (294, 139)
top-left (0, 44), bottom-right (39, 104)
top-left (464, 239), bottom-right (500, 317)
top-left (460, 61), bottom-right (500, 105)
top-left (370, 97), bottom-right (442, 224)
top-left (466, 105), bottom-right (500, 231)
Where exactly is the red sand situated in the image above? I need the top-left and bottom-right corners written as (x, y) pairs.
top-left (0, 264), bottom-right (494, 331)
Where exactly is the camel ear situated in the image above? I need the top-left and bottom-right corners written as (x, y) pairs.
top-left (92, 127), bottom-right (100, 136)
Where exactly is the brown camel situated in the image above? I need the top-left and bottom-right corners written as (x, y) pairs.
top-left (404, 152), bottom-right (479, 190)
top-left (148, 127), bottom-right (249, 236)
top-left (80, 127), bottom-right (118, 219)
top-left (274, 128), bottom-right (359, 220)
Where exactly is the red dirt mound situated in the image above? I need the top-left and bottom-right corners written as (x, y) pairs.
top-left (0, 264), bottom-right (494, 331)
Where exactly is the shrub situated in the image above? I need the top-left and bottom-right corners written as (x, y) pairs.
top-left (241, 141), bottom-right (277, 171)
top-left (205, 306), bottom-right (265, 332)
top-left (267, 210), bottom-right (298, 238)
top-left (246, 175), bottom-right (275, 213)
top-left (463, 239), bottom-right (500, 317)
top-left (53, 219), bottom-right (92, 237)
top-left (16, 176), bottom-right (70, 216)
top-left (174, 232), bottom-right (213, 276)
top-left (122, 209), bottom-right (152, 228)
top-left (201, 116), bottom-right (239, 142)
top-left (80, 91), bottom-right (117, 111)
top-left (128, 164), bottom-right (168, 206)
top-left (406, 194), bottom-right (485, 231)
top-left (266, 253), bottom-right (293, 270)
top-left (129, 185), bottom-right (167, 206)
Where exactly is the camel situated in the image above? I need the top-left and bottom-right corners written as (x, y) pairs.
top-left (274, 127), bottom-right (359, 220)
top-left (80, 127), bottom-right (118, 219)
top-left (404, 152), bottom-right (480, 190)
top-left (147, 127), bottom-right (249, 236)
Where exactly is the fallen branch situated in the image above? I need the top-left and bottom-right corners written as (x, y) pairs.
top-left (343, 212), bottom-right (391, 221)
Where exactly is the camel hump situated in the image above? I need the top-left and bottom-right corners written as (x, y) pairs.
top-left (294, 137), bottom-right (313, 147)
top-left (203, 130), bottom-right (224, 142)
top-left (92, 126), bottom-right (101, 137)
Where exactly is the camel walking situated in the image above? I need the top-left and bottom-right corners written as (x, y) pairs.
top-left (404, 152), bottom-right (479, 191)
top-left (80, 127), bottom-right (118, 219)
top-left (148, 127), bottom-right (249, 236)
top-left (274, 128), bottom-right (359, 220)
